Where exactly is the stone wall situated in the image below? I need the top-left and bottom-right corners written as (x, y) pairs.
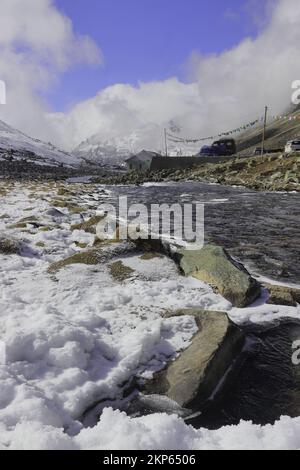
top-left (149, 155), bottom-right (233, 171)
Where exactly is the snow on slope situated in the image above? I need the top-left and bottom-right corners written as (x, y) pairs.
top-left (0, 119), bottom-right (81, 167)
top-left (73, 123), bottom-right (167, 165)
top-left (74, 135), bottom-right (133, 166)
top-left (73, 126), bottom-right (207, 164)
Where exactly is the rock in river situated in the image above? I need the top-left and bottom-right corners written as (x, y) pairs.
top-left (144, 309), bottom-right (245, 408)
top-left (264, 283), bottom-right (300, 307)
top-left (177, 244), bottom-right (261, 308)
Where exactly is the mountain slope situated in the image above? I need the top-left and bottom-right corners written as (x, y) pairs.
top-left (73, 123), bottom-right (164, 165)
top-left (74, 135), bottom-right (133, 166)
top-left (236, 107), bottom-right (300, 154)
top-left (0, 119), bottom-right (81, 168)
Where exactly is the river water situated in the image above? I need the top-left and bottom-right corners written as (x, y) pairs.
top-left (101, 181), bottom-right (300, 427)
top-left (105, 181), bottom-right (300, 284)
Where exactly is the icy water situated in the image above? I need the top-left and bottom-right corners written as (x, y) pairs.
top-left (100, 182), bottom-right (300, 428)
top-left (187, 319), bottom-right (300, 429)
top-left (105, 181), bottom-right (300, 284)
top-left (98, 181), bottom-right (300, 428)
top-left (125, 319), bottom-right (300, 429)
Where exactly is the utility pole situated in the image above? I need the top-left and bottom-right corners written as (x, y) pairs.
top-left (164, 128), bottom-right (168, 157)
top-left (261, 106), bottom-right (268, 157)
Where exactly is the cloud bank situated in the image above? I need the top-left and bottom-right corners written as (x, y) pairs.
top-left (0, 0), bottom-right (101, 142)
top-left (1, 0), bottom-right (300, 154)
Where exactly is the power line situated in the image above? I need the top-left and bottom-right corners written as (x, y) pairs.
top-left (165, 108), bottom-right (300, 149)
top-left (164, 128), bottom-right (168, 157)
top-left (166, 118), bottom-right (262, 144)
top-left (261, 106), bottom-right (268, 157)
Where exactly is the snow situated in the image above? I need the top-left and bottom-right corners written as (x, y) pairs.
top-left (0, 119), bottom-right (81, 167)
top-left (3, 409), bottom-right (300, 450)
top-left (229, 289), bottom-right (300, 324)
top-left (0, 180), bottom-right (299, 450)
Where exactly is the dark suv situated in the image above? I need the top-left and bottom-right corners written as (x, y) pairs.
top-left (200, 139), bottom-right (236, 157)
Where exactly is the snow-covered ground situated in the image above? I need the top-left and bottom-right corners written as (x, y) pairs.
top-left (0, 119), bottom-right (81, 167)
top-left (0, 180), bottom-right (299, 450)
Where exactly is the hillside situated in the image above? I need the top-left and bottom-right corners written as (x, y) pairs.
top-left (236, 107), bottom-right (300, 154)
top-left (0, 119), bottom-right (81, 168)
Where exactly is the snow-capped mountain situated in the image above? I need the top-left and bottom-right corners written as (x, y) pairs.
top-left (73, 122), bottom-right (203, 163)
top-left (74, 135), bottom-right (133, 166)
top-left (0, 119), bottom-right (81, 167)
top-left (73, 124), bottom-right (166, 165)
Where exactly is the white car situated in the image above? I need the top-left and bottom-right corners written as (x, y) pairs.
top-left (285, 140), bottom-right (300, 154)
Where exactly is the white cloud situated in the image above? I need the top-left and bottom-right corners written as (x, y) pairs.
top-left (1, 0), bottom-right (300, 156)
top-left (50, 0), bottom-right (300, 154)
top-left (0, 0), bottom-right (101, 141)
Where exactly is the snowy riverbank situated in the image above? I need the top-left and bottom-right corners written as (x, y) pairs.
top-left (0, 179), bottom-right (299, 450)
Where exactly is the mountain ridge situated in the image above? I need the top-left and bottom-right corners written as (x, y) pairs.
top-left (0, 119), bottom-right (81, 168)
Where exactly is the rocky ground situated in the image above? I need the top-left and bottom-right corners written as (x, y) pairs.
top-left (95, 153), bottom-right (300, 192)
top-left (0, 150), bottom-right (119, 180)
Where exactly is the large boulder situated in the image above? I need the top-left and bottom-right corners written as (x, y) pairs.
top-left (176, 245), bottom-right (261, 308)
top-left (144, 309), bottom-right (244, 408)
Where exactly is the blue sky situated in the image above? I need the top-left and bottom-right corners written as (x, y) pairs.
top-left (52, 0), bottom-right (259, 111)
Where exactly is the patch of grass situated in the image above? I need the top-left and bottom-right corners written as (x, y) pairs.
top-left (75, 242), bottom-right (88, 249)
top-left (36, 241), bottom-right (45, 248)
top-left (51, 198), bottom-right (86, 214)
top-left (93, 227), bottom-right (121, 245)
top-left (68, 205), bottom-right (86, 214)
top-left (39, 226), bottom-right (55, 232)
top-left (139, 252), bottom-right (164, 261)
top-left (109, 260), bottom-right (135, 282)
top-left (0, 238), bottom-right (21, 255)
top-left (8, 216), bottom-right (44, 230)
top-left (7, 222), bottom-right (28, 229)
top-left (51, 199), bottom-right (69, 208)
top-left (71, 215), bottom-right (105, 234)
top-left (48, 249), bottom-right (104, 273)
top-left (57, 187), bottom-right (72, 196)
top-left (19, 216), bottom-right (39, 223)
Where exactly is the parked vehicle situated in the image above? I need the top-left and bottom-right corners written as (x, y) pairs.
top-left (285, 140), bottom-right (300, 154)
top-left (199, 139), bottom-right (236, 157)
top-left (199, 145), bottom-right (218, 156)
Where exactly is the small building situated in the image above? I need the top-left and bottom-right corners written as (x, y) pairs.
top-left (125, 150), bottom-right (162, 172)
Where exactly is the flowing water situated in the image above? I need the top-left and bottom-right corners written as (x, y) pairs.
top-left (106, 181), bottom-right (300, 284)
top-left (99, 181), bottom-right (300, 427)
top-left (187, 320), bottom-right (300, 429)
